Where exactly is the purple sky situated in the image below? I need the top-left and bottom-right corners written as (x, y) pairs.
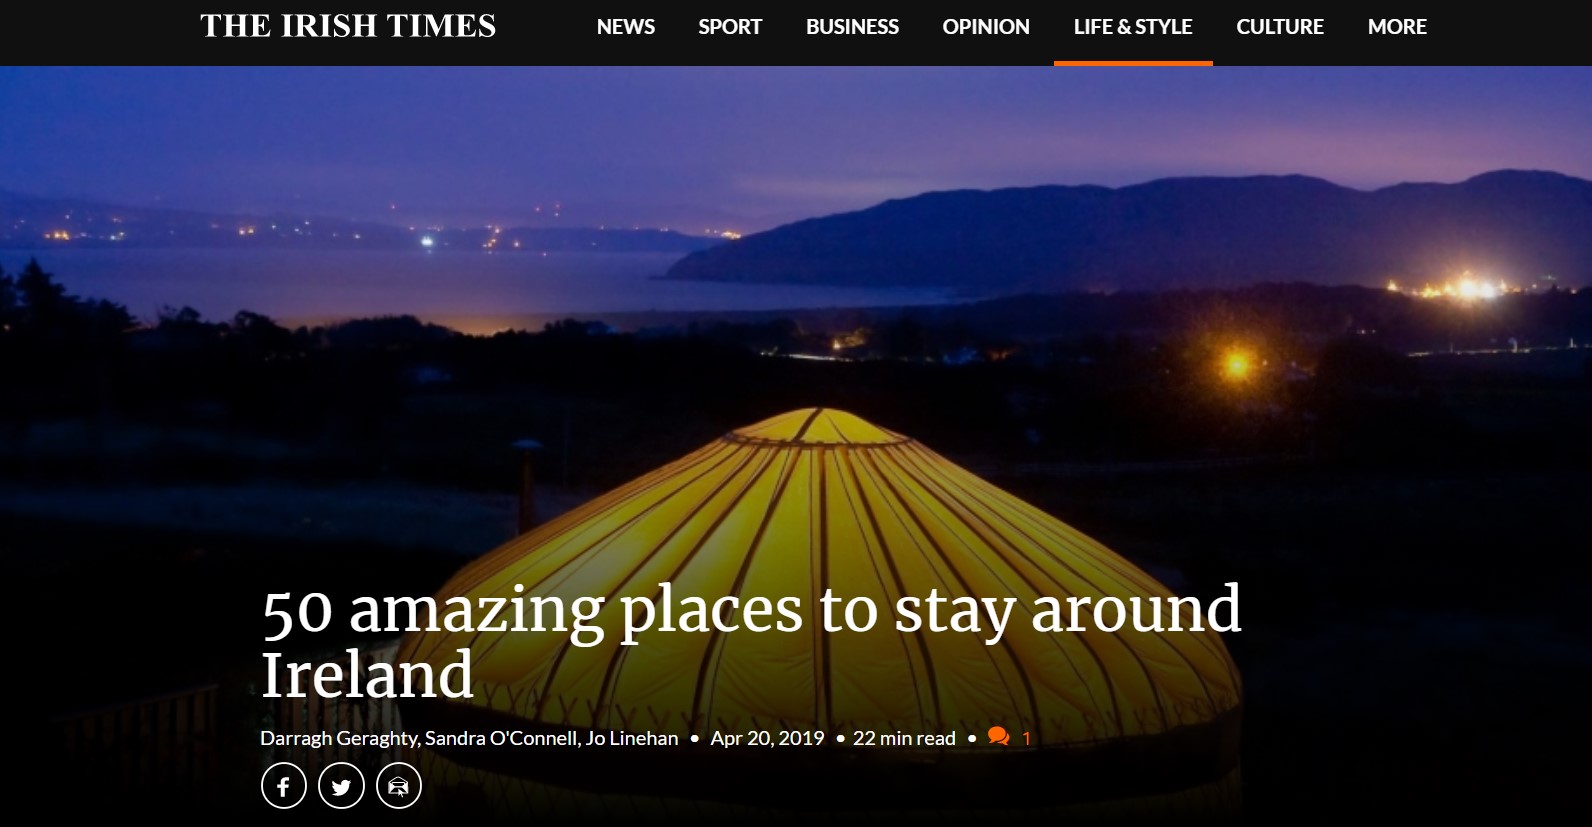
top-left (2, 66), bottom-right (1588, 232)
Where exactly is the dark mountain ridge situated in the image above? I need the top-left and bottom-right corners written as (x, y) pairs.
top-left (663, 171), bottom-right (1592, 290)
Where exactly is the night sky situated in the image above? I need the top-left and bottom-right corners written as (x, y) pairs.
top-left (2, 66), bottom-right (1588, 231)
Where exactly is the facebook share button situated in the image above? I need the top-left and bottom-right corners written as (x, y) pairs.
top-left (260, 761), bottom-right (307, 809)
top-left (317, 761), bottom-right (366, 809)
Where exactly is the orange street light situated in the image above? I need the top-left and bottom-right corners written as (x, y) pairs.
top-left (1221, 349), bottom-right (1254, 382)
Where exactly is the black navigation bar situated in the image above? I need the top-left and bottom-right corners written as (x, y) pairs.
top-left (23, 10), bottom-right (1579, 65)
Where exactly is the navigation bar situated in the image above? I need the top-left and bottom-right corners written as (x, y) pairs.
top-left (24, 10), bottom-right (1568, 65)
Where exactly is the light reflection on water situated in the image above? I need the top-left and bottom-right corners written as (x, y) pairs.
top-left (0, 248), bottom-right (953, 332)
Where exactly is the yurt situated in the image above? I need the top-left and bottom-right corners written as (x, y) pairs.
top-left (399, 408), bottom-right (1242, 820)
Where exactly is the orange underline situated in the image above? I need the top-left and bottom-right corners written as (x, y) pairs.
top-left (1053, 60), bottom-right (1215, 67)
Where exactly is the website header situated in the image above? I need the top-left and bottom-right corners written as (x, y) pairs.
top-left (17, 10), bottom-right (1568, 65)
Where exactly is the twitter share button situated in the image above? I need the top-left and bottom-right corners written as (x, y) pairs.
top-left (317, 761), bottom-right (366, 809)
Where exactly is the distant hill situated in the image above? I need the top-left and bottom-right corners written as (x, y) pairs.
top-left (0, 190), bottom-right (717, 254)
top-left (663, 171), bottom-right (1592, 290)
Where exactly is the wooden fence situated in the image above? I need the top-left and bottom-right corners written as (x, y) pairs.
top-left (54, 683), bottom-right (218, 801)
top-left (53, 639), bottom-right (405, 802)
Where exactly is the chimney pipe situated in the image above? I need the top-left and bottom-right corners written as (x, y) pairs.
top-left (511, 439), bottom-right (544, 534)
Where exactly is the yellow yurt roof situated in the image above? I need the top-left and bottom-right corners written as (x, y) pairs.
top-left (401, 407), bottom-right (1239, 751)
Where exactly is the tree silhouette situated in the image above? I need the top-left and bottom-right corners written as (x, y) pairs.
top-left (16, 258), bottom-right (70, 324)
top-left (4, 258), bottom-right (133, 341)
